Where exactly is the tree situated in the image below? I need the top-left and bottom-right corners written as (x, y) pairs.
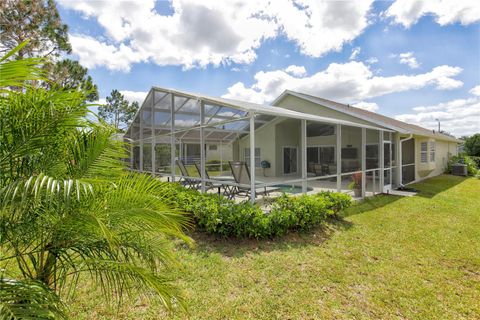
top-left (99, 89), bottom-right (140, 131)
top-left (0, 0), bottom-right (98, 101)
top-left (0, 0), bottom-right (71, 58)
top-left (44, 59), bottom-right (99, 101)
top-left (464, 133), bottom-right (480, 156)
top-left (0, 43), bottom-right (190, 318)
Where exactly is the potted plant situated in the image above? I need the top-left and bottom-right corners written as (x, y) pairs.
top-left (348, 172), bottom-right (362, 197)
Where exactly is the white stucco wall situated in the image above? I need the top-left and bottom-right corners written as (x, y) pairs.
top-left (414, 136), bottom-right (458, 181)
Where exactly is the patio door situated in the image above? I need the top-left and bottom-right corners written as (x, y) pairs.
top-left (283, 147), bottom-right (298, 174)
top-left (383, 141), bottom-right (392, 192)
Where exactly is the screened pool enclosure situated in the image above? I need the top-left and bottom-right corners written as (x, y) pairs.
top-left (124, 87), bottom-right (403, 203)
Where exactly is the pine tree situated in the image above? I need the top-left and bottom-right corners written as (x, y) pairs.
top-left (99, 90), bottom-right (140, 131)
top-left (0, 0), bottom-right (98, 100)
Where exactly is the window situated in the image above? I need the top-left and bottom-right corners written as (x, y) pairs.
top-left (307, 146), bottom-right (335, 173)
top-left (307, 123), bottom-right (335, 137)
top-left (320, 146), bottom-right (335, 164)
top-left (245, 147), bottom-right (261, 168)
top-left (208, 145), bottom-right (217, 151)
top-left (429, 141), bottom-right (435, 162)
top-left (420, 142), bottom-right (428, 163)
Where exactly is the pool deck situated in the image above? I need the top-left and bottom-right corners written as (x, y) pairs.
top-left (158, 171), bottom-right (386, 204)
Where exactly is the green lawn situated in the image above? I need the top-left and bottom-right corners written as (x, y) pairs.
top-left (70, 175), bottom-right (480, 319)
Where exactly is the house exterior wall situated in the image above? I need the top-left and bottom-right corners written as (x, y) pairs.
top-left (205, 143), bottom-right (233, 163)
top-left (414, 136), bottom-right (458, 181)
top-left (237, 118), bottom-right (278, 177)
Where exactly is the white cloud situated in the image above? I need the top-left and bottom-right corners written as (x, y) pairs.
top-left (285, 65), bottom-right (307, 77)
top-left (395, 97), bottom-right (480, 137)
top-left (120, 90), bottom-right (148, 104)
top-left (58, 0), bottom-right (375, 71)
top-left (69, 34), bottom-right (147, 72)
top-left (398, 52), bottom-right (420, 69)
top-left (349, 47), bottom-right (361, 60)
top-left (353, 101), bottom-right (379, 112)
top-left (385, 0), bottom-right (480, 28)
top-left (469, 85), bottom-right (480, 96)
top-left (365, 57), bottom-right (378, 64)
top-left (222, 62), bottom-right (463, 104)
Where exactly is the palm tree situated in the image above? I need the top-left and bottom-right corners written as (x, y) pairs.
top-left (0, 42), bottom-right (191, 319)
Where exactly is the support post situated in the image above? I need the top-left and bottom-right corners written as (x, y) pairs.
top-left (379, 130), bottom-right (384, 193)
top-left (301, 119), bottom-right (307, 193)
top-left (170, 93), bottom-right (175, 182)
top-left (336, 124), bottom-right (342, 192)
top-left (200, 100), bottom-right (206, 193)
top-left (361, 127), bottom-right (366, 198)
top-left (220, 139), bottom-right (223, 175)
top-left (151, 90), bottom-right (156, 176)
top-left (397, 134), bottom-right (402, 186)
top-left (389, 133), bottom-right (393, 186)
top-left (249, 113), bottom-right (256, 203)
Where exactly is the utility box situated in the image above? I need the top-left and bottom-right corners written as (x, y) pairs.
top-left (451, 164), bottom-right (467, 176)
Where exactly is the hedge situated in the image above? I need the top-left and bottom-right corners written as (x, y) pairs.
top-left (446, 154), bottom-right (479, 176)
top-left (158, 183), bottom-right (352, 238)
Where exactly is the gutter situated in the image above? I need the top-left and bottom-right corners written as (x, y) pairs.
top-left (398, 133), bottom-right (413, 186)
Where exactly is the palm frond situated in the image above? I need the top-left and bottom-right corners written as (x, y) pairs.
top-left (63, 122), bottom-right (127, 179)
top-left (0, 277), bottom-right (66, 320)
top-left (0, 40), bottom-right (46, 90)
top-left (0, 89), bottom-right (88, 183)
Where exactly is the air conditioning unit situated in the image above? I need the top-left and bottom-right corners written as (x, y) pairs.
top-left (451, 164), bottom-right (467, 176)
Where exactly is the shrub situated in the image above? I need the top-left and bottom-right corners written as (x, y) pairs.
top-left (164, 184), bottom-right (352, 238)
top-left (447, 154), bottom-right (479, 176)
top-left (470, 156), bottom-right (480, 170)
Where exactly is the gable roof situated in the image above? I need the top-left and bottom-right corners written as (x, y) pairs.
top-left (272, 90), bottom-right (461, 143)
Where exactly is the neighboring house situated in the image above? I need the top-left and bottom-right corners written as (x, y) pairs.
top-left (124, 86), bottom-right (460, 200)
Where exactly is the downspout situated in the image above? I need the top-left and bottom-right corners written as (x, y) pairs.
top-left (398, 134), bottom-right (413, 186)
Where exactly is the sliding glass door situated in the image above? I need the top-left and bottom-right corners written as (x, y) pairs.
top-left (283, 147), bottom-right (298, 174)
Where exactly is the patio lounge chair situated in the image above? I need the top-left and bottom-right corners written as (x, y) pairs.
top-left (176, 159), bottom-right (200, 189)
top-left (194, 162), bottom-right (228, 192)
top-left (228, 161), bottom-right (279, 199)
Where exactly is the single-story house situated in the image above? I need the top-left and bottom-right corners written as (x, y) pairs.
top-left (124, 86), bottom-right (460, 202)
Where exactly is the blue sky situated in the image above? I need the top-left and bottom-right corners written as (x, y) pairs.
top-left (56, 0), bottom-right (480, 136)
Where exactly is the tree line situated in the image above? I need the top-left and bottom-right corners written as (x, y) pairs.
top-left (0, 0), bottom-right (138, 131)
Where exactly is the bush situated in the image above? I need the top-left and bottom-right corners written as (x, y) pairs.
top-left (470, 156), bottom-right (480, 170)
top-left (163, 184), bottom-right (352, 238)
top-left (447, 154), bottom-right (479, 176)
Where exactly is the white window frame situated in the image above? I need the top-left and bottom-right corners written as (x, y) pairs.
top-left (420, 142), bottom-right (428, 163)
top-left (245, 147), bottom-right (261, 168)
top-left (429, 141), bottom-right (435, 162)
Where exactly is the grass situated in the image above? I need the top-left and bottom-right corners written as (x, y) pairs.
top-left (69, 174), bottom-right (480, 319)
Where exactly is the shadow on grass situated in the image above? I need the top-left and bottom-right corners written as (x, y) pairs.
top-left (409, 174), bottom-right (467, 198)
top-left (340, 194), bottom-right (402, 218)
top-left (186, 217), bottom-right (353, 258)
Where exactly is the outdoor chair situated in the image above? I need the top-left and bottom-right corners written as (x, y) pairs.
top-left (194, 162), bottom-right (229, 193)
top-left (228, 161), bottom-right (279, 199)
top-left (176, 159), bottom-right (200, 189)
